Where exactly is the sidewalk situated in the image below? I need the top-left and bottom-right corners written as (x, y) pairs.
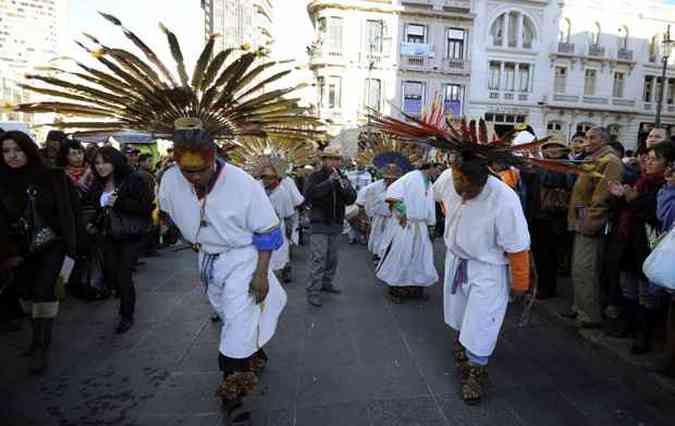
top-left (534, 275), bottom-right (675, 395)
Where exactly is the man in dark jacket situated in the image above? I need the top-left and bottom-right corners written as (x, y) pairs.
top-left (304, 145), bottom-right (357, 307)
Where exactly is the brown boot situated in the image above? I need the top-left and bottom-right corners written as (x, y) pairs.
top-left (461, 364), bottom-right (487, 405)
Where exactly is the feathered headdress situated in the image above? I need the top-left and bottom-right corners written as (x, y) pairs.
top-left (11, 12), bottom-right (324, 168)
top-left (368, 105), bottom-right (601, 177)
top-left (229, 134), bottom-right (322, 177)
top-left (356, 130), bottom-right (419, 170)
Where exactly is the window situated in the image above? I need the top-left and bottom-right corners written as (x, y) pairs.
top-left (650, 35), bottom-right (659, 62)
top-left (446, 28), bottom-right (465, 60)
top-left (443, 84), bottom-right (462, 116)
top-left (318, 76), bottom-right (341, 109)
top-left (656, 77), bottom-right (664, 103)
top-left (592, 22), bottom-right (601, 46)
top-left (554, 66), bottom-right (567, 94)
top-left (405, 24), bottom-right (426, 44)
top-left (577, 123), bottom-right (594, 135)
top-left (327, 76), bottom-right (341, 109)
top-left (402, 81), bottom-right (424, 115)
top-left (490, 11), bottom-right (537, 49)
top-left (504, 63), bottom-right (515, 91)
top-left (559, 18), bottom-right (571, 43)
top-left (327, 17), bottom-right (343, 55)
top-left (363, 78), bottom-right (382, 111)
top-left (644, 75), bottom-right (654, 102)
top-left (613, 72), bottom-right (625, 98)
top-left (366, 20), bottom-right (384, 55)
top-left (667, 78), bottom-right (675, 104)
top-left (489, 61), bottom-right (500, 90)
top-left (618, 25), bottom-right (629, 50)
top-left (547, 121), bottom-right (565, 138)
top-left (317, 17), bottom-right (327, 33)
top-left (491, 14), bottom-right (504, 46)
top-left (518, 64), bottom-right (531, 92)
top-left (584, 69), bottom-right (597, 96)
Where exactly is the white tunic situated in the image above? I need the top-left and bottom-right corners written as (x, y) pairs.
top-left (357, 180), bottom-right (392, 256)
top-left (159, 164), bottom-right (287, 359)
top-left (433, 172), bottom-right (530, 357)
top-left (376, 170), bottom-right (438, 287)
top-left (268, 183), bottom-right (296, 271)
top-left (280, 177), bottom-right (304, 246)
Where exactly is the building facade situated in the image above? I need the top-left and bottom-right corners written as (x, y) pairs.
top-left (201, 0), bottom-right (275, 52)
top-left (307, 0), bottom-right (474, 156)
top-left (0, 0), bottom-right (69, 125)
top-left (467, 0), bottom-right (675, 149)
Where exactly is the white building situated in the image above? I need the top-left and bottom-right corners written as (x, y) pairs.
top-left (307, 0), bottom-right (474, 156)
top-left (201, 0), bottom-right (275, 52)
top-left (467, 0), bottom-right (675, 149)
top-left (0, 0), bottom-right (69, 126)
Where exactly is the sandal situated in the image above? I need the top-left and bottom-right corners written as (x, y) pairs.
top-left (461, 364), bottom-right (487, 405)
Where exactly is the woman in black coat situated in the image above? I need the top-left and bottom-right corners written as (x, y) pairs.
top-left (0, 131), bottom-right (78, 374)
top-left (87, 146), bottom-right (153, 334)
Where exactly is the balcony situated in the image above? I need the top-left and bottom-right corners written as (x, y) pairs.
top-left (489, 92), bottom-right (499, 99)
top-left (558, 42), bottom-right (575, 55)
top-left (309, 48), bottom-right (345, 67)
top-left (405, 55), bottom-right (427, 66)
top-left (553, 94), bottom-right (580, 102)
top-left (588, 45), bottom-right (606, 58)
top-left (583, 96), bottom-right (609, 105)
top-left (612, 98), bottom-right (636, 107)
top-left (617, 48), bottom-right (634, 61)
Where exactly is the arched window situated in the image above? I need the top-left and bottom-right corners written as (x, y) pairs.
top-left (547, 121), bottom-right (567, 138)
top-left (592, 22), bottom-right (601, 46)
top-left (650, 35), bottom-right (660, 62)
top-left (618, 25), bottom-right (629, 50)
top-left (559, 18), bottom-right (571, 44)
top-left (576, 122), bottom-right (594, 135)
top-left (490, 11), bottom-right (537, 49)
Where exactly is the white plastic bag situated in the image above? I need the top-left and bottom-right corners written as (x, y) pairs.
top-left (643, 227), bottom-right (675, 290)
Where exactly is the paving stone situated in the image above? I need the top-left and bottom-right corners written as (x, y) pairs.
top-left (368, 397), bottom-right (447, 426)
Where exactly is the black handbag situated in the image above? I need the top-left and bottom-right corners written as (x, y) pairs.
top-left (105, 178), bottom-right (150, 240)
top-left (25, 185), bottom-right (59, 254)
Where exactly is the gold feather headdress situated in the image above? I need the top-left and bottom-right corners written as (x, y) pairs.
top-left (12, 13), bottom-right (324, 147)
top-left (229, 134), bottom-right (321, 178)
top-left (356, 130), bottom-right (420, 169)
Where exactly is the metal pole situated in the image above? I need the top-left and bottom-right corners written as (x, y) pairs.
top-left (656, 56), bottom-right (668, 128)
top-left (656, 25), bottom-right (671, 128)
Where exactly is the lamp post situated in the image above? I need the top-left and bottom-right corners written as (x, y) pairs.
top-left (655, 25), bottom-right (673, 128)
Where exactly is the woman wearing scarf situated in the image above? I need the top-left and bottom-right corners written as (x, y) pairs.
top-left (608, 141), bottom-right (675, 353)
top-left (59, 139), bottom-right (94, 194)
top-left (0, 131), bottom-right (78, 374)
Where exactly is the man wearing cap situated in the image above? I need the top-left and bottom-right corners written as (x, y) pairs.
top-left (376, 162), bottom-right (439, 302)
top-left (304, 145), bottom-right (357, 307)
top-left (159, 126), bottom-right (287, 415)
top-left (356, 163), bottom-right (402, 263)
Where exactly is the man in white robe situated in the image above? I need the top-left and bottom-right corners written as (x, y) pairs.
top-left (259, 167), bottom-right (302, 283)
top-left (376, 163), bottom-right (439, 301)
top-left (280, 175), bottom-right (305, 246)
top-left (159, 129), bottom-right (287, 415)
top-left (356, 164), bottom-right (401, 263)
top-left (432, 158), bottom-right (531, 405)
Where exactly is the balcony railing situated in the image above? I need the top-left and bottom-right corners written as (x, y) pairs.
top-left (553, 94), bottom-right (580, 102)
top-left (588, 45), bottom-right (605, 57)
top-left (612, 99), bottom-right (636, 107)
top-left (617, 48), bottom-right (633, 61)
top-left (583, 96), bottom-right (609, 104)
top-left (489, 92), bottom-right (499, 99)
top-left (503, 93), bottom-right (514, 100)
top-left (447, 58), bottom-right (465, 69)
top-left (406, 55), bottom-right (427, 66)
top-left (558, 42), bottom-right (575, 54)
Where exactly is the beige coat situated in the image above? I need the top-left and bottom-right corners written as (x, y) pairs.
top-left (568, 145), bottom-right (624, 236)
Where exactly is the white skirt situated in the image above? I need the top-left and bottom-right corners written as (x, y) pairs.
top-left (368, 214), bottom-right (390, 256)
top-left (202, 246), bottom-right (287, 359)
top-left (376, 220), bottom-right (438, 287)
top-left (443, 253), bottom-right (509, 357)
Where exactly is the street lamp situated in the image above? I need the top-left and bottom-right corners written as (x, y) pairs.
top-left (655, 25), bottom-right (674, 128)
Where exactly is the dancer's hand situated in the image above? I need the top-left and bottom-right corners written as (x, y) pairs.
top-left (249, 271), bottom-right (269, 304)
top-left (398, 214), bottom-right (407, 228)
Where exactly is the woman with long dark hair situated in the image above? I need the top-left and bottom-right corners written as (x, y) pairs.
top-left (87, 146), bottom-right (153, 333)
top-left (0, 131), bottom-right (78, 374)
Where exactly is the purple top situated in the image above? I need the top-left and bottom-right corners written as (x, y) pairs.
top-left (657, 185), bottom-right (675, 232)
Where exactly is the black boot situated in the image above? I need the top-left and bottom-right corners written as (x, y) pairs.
top-left (22, 318), bottom-right (38, 357)
top-left (29, 318), bottom-right (51, 375)
top-left (631, 307), bottom-right (653, 355)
